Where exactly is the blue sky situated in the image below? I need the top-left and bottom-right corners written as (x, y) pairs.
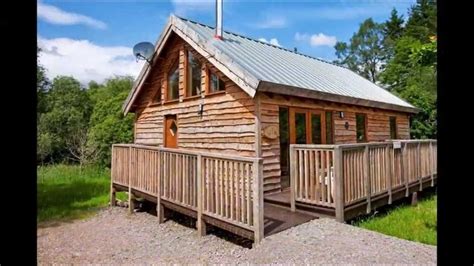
top-left (37, 0), bottom-right (415, 85)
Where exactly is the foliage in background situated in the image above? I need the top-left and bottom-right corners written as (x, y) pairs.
top-left (36, 58), bottom-right (134, 166)
top-left (88, 78), bottom-right (135, 166)
top-left (335, 0), bottom-right (437, 139)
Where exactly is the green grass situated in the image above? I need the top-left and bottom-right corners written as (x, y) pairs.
top-left (352, 192), bottom-right (437, 245)
top-left (37, 164), bottom-right (126, 224)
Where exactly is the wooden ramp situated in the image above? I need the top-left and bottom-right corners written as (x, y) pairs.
top-left (264, 203), bottom-right (317, 237)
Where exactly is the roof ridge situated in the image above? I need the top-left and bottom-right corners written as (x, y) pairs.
top-left (173, 15), bottom-right (346, 69)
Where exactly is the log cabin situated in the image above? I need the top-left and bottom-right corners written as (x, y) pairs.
top-left (111, 14), bottom-right (436, 244)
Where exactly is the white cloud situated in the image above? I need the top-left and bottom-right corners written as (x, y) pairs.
top-left (38, 36), bottom-right (144, 85)
top-left (254, 16), bottom-right (287, 29)
top-left (295, 32), bottom-right (337, 47)
top-left (310, 33), bottom-right (337, 47)
top-left (171, 0), bottom-right (214, 16)
top-left (258, 38), bottom-right (281, 47)
top-left (37, 2), bottom-right (107, 30)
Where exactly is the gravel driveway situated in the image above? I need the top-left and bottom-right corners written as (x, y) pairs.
top-left (38, 207), bottom-right (436, 264)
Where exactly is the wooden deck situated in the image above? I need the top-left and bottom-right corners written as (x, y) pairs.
top-left (110, 139), bottom-right (437, 245)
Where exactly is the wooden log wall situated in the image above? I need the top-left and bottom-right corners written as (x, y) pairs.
top-left (131, 34), bottom-right (257, 157)
top-left (259, 92), bottom-right (411, 194)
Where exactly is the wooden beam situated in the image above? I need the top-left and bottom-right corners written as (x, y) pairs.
top-left (334, 146), bottom-right (344, 222)
top-left (364, 145), bottom-right (371, 214)
top-left (196, 154), bottom-right (206, 236)
top-left (252, 158), bottom-right (264, 244)
top-left (290, 145), bottom-right (296, 212)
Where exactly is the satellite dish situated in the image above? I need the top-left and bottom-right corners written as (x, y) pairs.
top-left (133, 42), bottom-right (155, 63)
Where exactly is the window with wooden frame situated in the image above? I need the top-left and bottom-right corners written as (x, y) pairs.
top-left (167, 62), bottom-right (179, 101)
top-left (325, 111), bottom-right (334, 144)
top-left (389, 116), bottom-right (397, 139)
top-left (206, 67), bottom-right (226, 94)
top-left (356, 113), bottom-right (367, 142)
top-left (185, 50), bottom-right (202, 97)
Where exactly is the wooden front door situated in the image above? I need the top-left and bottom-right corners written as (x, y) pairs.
top-left (289, 108), bottom-right (327, 145)
top-left (164, 115), bottom-right (178, 148)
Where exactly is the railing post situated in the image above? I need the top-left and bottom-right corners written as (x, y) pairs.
top-left (418, 142), bottom-right (422, 191)
top-left (386, 144), bottom-right (392, 204)
top-left (128, 146), bottom-right (135, 214)
top-left (430, 141), bottom-right (434, 186)
top-left (334, 146), bottom-right (344, 222)
top-left (402, 143), bottom-right (408, 197)
top-left (290, 145), bottom-right (296, 212)
top-left (157, 151), bottom-right (164, 223)
top-left (365, 145), bottom-right (371, 214)
top-left (197, 154), bottom-right (206, 236)
top-left (110, 145), bottom-right (116, 207)
top-left (253, 158), bottom-right (264, 245)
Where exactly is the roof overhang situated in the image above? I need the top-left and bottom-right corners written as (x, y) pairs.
top-left (258, 81), bottom-right (419, 114)
top-left (122, 15), bottom-right (260, 115)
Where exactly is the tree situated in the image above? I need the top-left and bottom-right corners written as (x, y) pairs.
top-left (38, 76), bottom-right (93, 163)
top-left (334, 18), bottom-right (386, 83)
top-left (87, 77), bottom-right (134, 166)
top-left (383, 8), bottom-right (405, 61)
top-left (404, 0), bottom-right (437, 42)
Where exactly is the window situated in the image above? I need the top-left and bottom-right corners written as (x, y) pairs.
top-left (186, 51), bottom-right (201, 97)
top-left (356, 113), bottom-right (367, 142)
top-left (390, 116), bottom-right (397, 139)
top-left (209, 72), bottom-right (225, 93)
top-left (295, 112), bottom-right (307, 144)
top-left (325, 111), bottom-right (333, 144)
top-left (167, 63), bottom-right (179, 101)
top-left (311, 113), bottom-right (322, 144)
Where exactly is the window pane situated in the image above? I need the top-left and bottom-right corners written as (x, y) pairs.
top-left (295, 112), bottom-right (306, 144)
top-left (210, 72), bottom-right (225, 93)
top-left (311, 114), bottom-right (322, 144)
top-left (390, 116), bottom-right (397, 139)
top-left (168, 64), bottom-right (179, 100)
top-left (325, 111), bottom-right (333, 144)
top-left (356, 114), bottom-right (366, 142)
top-left (279, 108), bottom-right (289, 179)
top-left (187, 52), bottom-right (201, 96)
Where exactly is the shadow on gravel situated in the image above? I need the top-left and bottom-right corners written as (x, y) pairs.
top-left (135, 200), bottom-right (253, 249)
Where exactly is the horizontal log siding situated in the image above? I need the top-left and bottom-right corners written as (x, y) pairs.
top-left (133, 34), bottom-right (257, 160)
top-left (259, 92), bottom-right (411, 191)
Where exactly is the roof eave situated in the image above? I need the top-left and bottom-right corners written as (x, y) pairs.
top-left (257, 81), bottom-right (419, 114)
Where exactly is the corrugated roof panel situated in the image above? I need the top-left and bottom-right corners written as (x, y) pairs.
top-left (181, 17), bottom-right (414, 109)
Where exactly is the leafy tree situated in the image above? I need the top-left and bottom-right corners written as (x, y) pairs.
top-left (334, 18), bottom-right (386, 83)
top-left (38, 76), bottom-right (93, 163)
top-left (383, 8), bottom-right (405, 61)
top-left (87, 77), bottom-right (134, 166)
top-left (404, 0), bottom-right (437, 42)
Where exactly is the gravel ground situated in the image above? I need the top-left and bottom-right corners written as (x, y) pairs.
top-left (38, 207), bottom-right (436, 264)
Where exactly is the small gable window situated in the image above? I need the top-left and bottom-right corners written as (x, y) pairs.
top-left (167, 63), bottom-right (179, 101)
top-left (209, 71), bottom-right (225, 94)
top-left (186, 51), bottom-right (202, 97)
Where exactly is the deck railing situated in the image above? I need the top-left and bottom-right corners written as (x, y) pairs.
top-left (110, 144), bottom-right (264, 243)
top-left (290, 139), bottom-right (437, 221)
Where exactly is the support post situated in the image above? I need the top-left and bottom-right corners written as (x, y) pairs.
top-left (365, 145), bottom-right (371, 214)
top-left (128, 146), bottom-right (134, 214)
top-left (290, 145), bottom-right (296, 212)
top-left (430, 141), bottom-right (434, 187)
top-left (197, 154), bottom-right (206, 236)
top-left (418, 142), bottom-right (422, 191)
top-left (110, 187), bottom-right (116, 207)
top-left (157, 151), bottom-right (164, 223)
top-left (402, 143), bottom-right (409, 197)
top-left (253, 158), bottom-right (264, 245)
top-left (387, 145), bottom-right (392, 204)
top-left (334, 146), bottom-right (345, 222)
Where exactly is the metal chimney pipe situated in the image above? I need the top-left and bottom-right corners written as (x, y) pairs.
top-left (215, 0), bottom-right (223, 40)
